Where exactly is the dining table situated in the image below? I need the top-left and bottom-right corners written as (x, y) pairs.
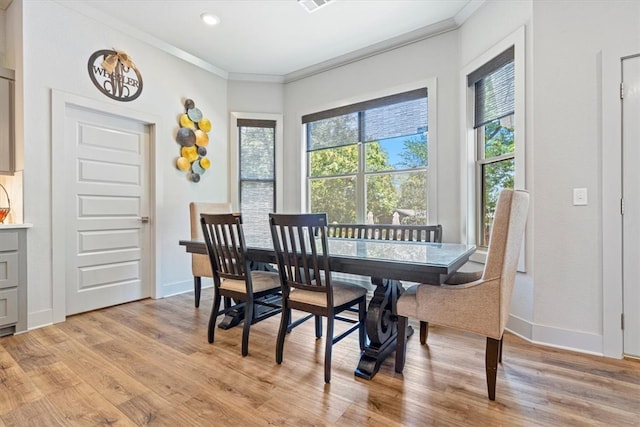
top-left (179, 234), bottom-right (475, 380)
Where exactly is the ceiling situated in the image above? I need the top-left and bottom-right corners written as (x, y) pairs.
top-left (57, 0), bottom-right (483, 82)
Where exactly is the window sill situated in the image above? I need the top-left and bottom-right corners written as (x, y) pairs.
top-left (469, 248), bottom-right (488, 265)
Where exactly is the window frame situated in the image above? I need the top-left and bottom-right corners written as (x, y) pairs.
top-left (461, 26), bottom-right (526, 267)
top-left (229, 112), bottom-right (284, 213)
top-left (301, 80), bottom-right (437, 225)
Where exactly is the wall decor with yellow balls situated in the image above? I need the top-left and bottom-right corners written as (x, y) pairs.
top-left (175, 98), bottom-right (211, 182)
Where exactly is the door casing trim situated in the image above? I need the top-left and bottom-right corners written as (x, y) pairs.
top-left (51, 90), bottom-right (158, 323)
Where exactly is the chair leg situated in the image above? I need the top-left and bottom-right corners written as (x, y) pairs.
top-left (241, 296), bottom-right (253, 357)
top-left (358, 299), bottom-right (367, 351)
top-left (486, 337), bottom-right (500, 401)
top-left (395, 315), bottom-right (408, 373)
top-left (276, 304), bottom-right (290, 364)
top-left (315, 315), bottom-right (323, 339)
top-left (208, 290), bottom-right (222, 344)
top-left (325, 315), bottom-right (334, 383)
top-left (419, 321), bottom-right (429, 344)
top-left (498, 336), bottom-right (504, 363)
top-left (194, 276), bottom-right (202, 308)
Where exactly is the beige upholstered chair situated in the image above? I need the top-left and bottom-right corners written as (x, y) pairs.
top-left (189, 202), bottom-right (232, 307)
top-left (394, 189), bottom-right (529, 400)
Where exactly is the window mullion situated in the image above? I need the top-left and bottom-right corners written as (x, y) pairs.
top-left (357, 112), bottom-right (365, 223)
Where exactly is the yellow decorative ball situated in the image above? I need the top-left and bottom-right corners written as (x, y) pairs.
top-left (200, 157), bottom-right (211, 169)
top-left (195, 129), bottom-right (209, 147)
top-left (181, 146), bottom-right (198, 163)
top-left (198, 117), bottom-right (212, 132)
top-left (176, 157), bottom-right (190, 171)
top-left (179, 114), bottom-right (194, 129)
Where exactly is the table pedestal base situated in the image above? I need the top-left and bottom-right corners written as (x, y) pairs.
top-left (355, 277), bottom-right (411, 380)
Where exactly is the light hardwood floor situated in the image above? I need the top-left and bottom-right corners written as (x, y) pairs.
top-left (1, 292), bottom-right (639, 426)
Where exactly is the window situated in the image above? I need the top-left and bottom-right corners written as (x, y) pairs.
top-left (462, 27), bottom-right (525, 262)
top-left (469, 47), bottom-right (515, 247)
top-left (230, 114), bottom-right (283, 247)
top-left (303, 88), bottom-right (429, 225)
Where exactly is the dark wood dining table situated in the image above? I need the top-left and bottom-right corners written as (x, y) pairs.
top-left (179, 236), bottom-right (475, 380)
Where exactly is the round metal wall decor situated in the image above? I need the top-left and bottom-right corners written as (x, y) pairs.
top-left (175, 99), bottom-right (212, 182)
top-left (88, 49), bottom-right (143, 102)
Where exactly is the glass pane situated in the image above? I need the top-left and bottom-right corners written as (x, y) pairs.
top-left (307, 113), bottom-right (358, 151)
top-left (309, 177), bottom-right (356, 223)
top-left (365, 132), bottom-right (427, 172)
top-left (366, 171), bottom-right (427, 225)
top-left (309, 145), bottom-right (358, 177)
top-left (240, 127), bottom-right (274, 180)
top-left (241, 181), bottom-right (274, 247)
top-left (364, 97), bottom-right (427, 142)
top-left (482, 116), bottom-right (514, 159)
top-left (481, 158), bottom-right (515, 247)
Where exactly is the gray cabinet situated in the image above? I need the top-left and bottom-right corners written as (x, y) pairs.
top-left (0, 228), bottom-right (27, 335)
top-left (0, 67), bottom-right (15, 175)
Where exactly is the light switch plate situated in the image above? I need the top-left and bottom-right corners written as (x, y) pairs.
top-left (573, 188), bottom-right (588, 206)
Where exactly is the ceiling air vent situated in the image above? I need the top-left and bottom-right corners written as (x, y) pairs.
top-left (298, 0), bottom-right (333, 13)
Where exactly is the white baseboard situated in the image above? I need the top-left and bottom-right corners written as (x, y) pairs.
top-left (28, 308), bottom-right (55, 330)
top-left (161, 278), bottom-right (214, 298)
top-left (506, 314), bottom-right (603, 356)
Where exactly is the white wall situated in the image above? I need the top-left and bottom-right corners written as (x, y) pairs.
top-left (531, 0), bottom-right (640, 352)
top-left (227, 80), bottom-right (283, 114)
top-left (19, 0), bottom-right (229, 327)
top-left (460, 0), bottom-right (640, 354)
top-left (283, 30), bottom-right (461, 240)
top-left (458, 0), bottom-right (536, 344)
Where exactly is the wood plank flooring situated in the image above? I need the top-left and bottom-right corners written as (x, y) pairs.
top-left (1, 292), bottom-right (639, 426)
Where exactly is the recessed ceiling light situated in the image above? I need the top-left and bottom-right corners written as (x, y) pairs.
top-left (200, 13), bottom-right (220, 26)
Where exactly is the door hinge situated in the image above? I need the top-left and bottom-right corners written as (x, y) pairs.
top-left (621, 313), bottom-right (625, 330)
top-left (621, 198), bottom-right (625, 215)
top-left (620, 82), bottom-right (624, 99)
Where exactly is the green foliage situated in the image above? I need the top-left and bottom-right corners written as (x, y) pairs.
top-left (481, 118), bottom-right (515, 245)
top-left (397, 135), bottom-right (428, 168)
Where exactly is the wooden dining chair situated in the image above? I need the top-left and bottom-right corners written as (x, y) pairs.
top-left (201, 212), bottom-right (281, 356)
top-left (189, 202), bottom-right (232, 307)
top-left (269, 213), bottom-right (367, 383)
top-left (394, 189), bottom-right (529, 400)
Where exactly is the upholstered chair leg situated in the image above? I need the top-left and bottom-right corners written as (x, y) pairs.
top-left (325, 316), bottom-right (334, 383)
top-left (498, 336), bottom-right (504, 363)
top-left (241, 297), bottom-right (253, 357)
top-left (276, 304), bottom-right (290, 364)
top-left (419, 321), bottom-right (429, 344)
top-left (315, 315), bottom-right (323, 339)
top-left (208, 291), bottom-right (221, 343)
top-left (395, 315), bottom-right (408, 373)
top-left (194, 277), bottom-right (202, 308)
top-left (486, 337), bottom-right (500, 401)
top-left (358, 300), bottom-right (367, 351)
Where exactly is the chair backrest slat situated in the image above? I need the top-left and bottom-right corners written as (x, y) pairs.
top-left (270, 213), bottom-right (331, 297)
top-left (200, 213), bottom-right (247, 282)
top-left (328, 223), bottom-right (442, 243)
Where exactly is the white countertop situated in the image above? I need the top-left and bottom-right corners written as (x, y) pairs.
top-left (0, 223), bottom-right (33, 229)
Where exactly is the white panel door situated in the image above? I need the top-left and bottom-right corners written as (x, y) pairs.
top-left (65, 105), bottom-right (150, 315)
top-left (622, 53), bottom-right (640, 358)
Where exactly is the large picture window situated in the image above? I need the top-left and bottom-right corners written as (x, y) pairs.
top-left (304, 88), bottom-right (429, 225)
